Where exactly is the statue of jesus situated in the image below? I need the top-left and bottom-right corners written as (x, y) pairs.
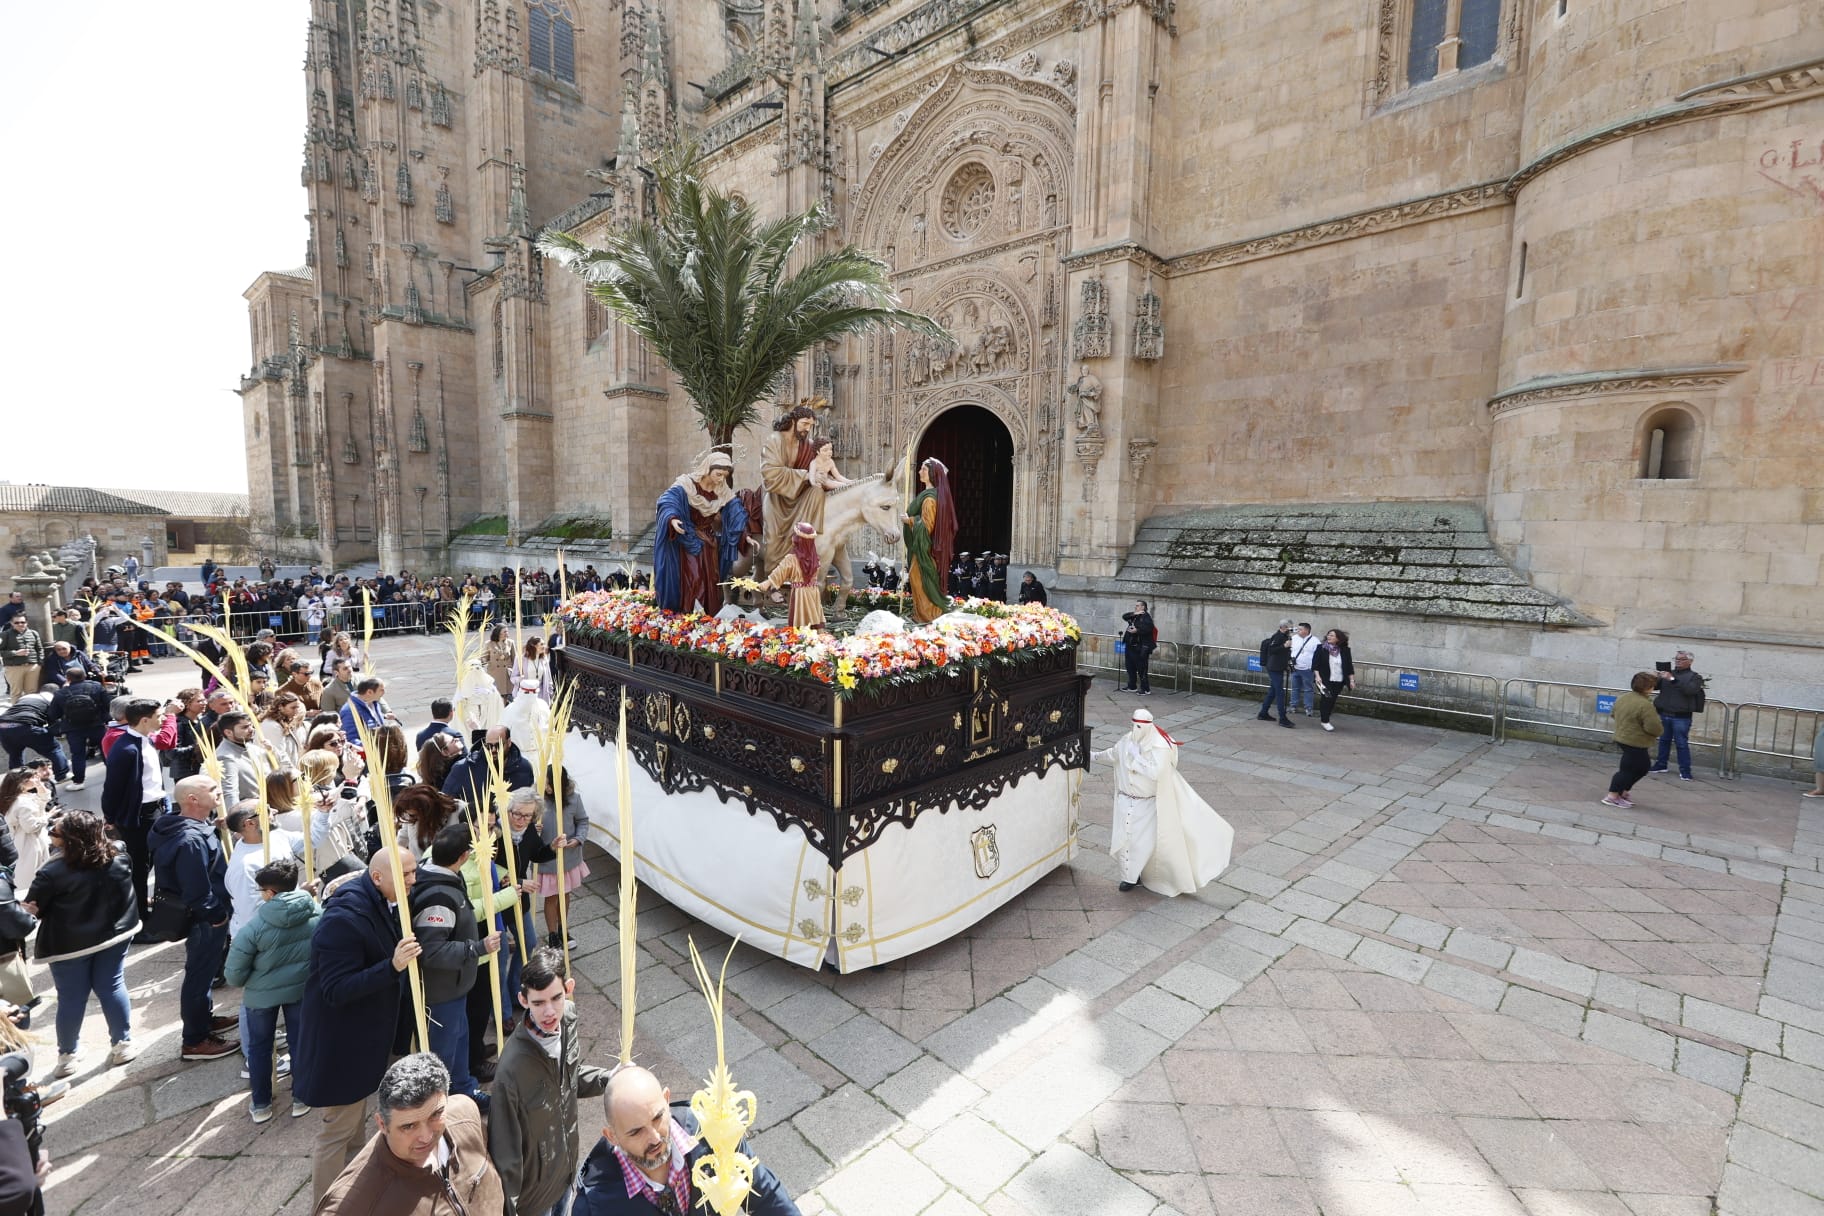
top-left (760, 400), bottom-right (827, 573)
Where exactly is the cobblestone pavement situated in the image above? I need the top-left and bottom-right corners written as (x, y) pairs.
top-left (31, 635), bottom-right (1824, 1215)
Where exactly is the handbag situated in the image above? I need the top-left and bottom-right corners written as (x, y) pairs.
top-left (140, 890), bottom-right (193, 944)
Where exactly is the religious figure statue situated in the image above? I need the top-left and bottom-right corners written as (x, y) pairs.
top-left (756, 521), bottom-right (827, 631)
top-left (654, 447), bottom-right (749, 615)
top-left (900, 457), bottom-right (958, 623)
top-left (760, 401), bottom-right (827, 574)
top-left (1065, 364), bottom-right (1103, 433)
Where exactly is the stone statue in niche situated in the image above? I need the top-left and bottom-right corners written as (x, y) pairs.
top-left (1066, 364), bottom-right (1103, 433)
top-left (903, 333), bottom-right (932, 386)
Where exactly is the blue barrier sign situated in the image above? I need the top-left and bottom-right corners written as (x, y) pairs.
top-left (1246, 655), bottom-right (1262, 672)
top-left (1398, 673), bottom-right (1420, 692)
top-left (1596, 695), bottom-right (1616, 715)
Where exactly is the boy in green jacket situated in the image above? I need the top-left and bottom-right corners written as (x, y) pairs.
top-left (223, 856), bottom-right (321, 1123)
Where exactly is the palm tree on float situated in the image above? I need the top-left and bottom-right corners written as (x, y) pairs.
top-left (538, 142), bottom-right (948, 448)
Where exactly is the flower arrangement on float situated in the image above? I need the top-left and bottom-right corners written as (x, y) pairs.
top-left (556, 589), bottom-right (1080, 696)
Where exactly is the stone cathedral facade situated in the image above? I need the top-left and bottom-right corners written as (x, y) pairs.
top-left (241, 0), bottom-right (1824, 699)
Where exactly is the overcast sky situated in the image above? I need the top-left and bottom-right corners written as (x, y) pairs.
top-left (0, 1), bottom-right (310, 493)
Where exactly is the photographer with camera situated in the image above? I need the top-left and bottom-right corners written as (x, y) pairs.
top-left (1647, 650), bottom-right (1706, 782)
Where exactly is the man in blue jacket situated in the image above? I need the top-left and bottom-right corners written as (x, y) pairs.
top-left (339, 676), bottom-right (398, 740)
top-left (293, 850), bottom-right (422, 1208)
top-left (149, 774), bottom-right (239, 1062)
top-left (574, 1065), bottom-right (802, 1216)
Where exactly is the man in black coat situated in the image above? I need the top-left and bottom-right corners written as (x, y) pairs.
top-left (293, 852), bottom-right (421, 1208)
top-left (1256, 617), bottom-right (1296, 728)
top-left (49, 664), bottom-right (109, 790)
top-left (1120, 600), bottom-right (1157, 695)
top-left (574, 1065), bottom-right (802, 1216)
top-left (442, 726), bottom-right (535, 814)
top-left (409, 824), bottom-right (500, 1112)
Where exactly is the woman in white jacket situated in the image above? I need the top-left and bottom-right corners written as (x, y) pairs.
top-left (0, 768), bottom-right (52, 895)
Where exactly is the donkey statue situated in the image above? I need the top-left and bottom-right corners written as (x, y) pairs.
top-left (732, 472), bottom-right (903, 592)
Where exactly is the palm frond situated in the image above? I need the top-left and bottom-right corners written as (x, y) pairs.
top-left (539, 146), bottom-right (947, 443)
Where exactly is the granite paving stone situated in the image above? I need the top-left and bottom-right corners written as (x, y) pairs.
top-left (38, 638), bottom-right (1824, 1216)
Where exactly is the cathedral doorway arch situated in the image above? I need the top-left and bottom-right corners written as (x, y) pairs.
top-left (917, 404), bottom-right (1013, 558)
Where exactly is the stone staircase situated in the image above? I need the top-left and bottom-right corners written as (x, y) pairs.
top-left (1101, 502), bottom-right (1598, 626)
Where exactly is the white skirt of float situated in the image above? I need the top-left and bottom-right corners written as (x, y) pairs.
top-left (569, 727), bottom-right (1080, 971)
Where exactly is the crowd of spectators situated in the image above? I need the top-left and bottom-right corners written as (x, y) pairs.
top-left (0, 588), bottom-right (797, 1216)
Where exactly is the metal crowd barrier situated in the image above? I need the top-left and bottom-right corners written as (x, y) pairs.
top-left (1497, 678), bottom-right (1733, 776)
top-left (210, 593), bottom-right (565, 642)
top-left (1184, 646), bottom-right (1498, 736)
top-left (1726, 702), bottom-right (1823, 781)
top-left (1349, 662), bottom-right (1502, 738)
top-left (1076, 633), bottom-right (1186, 692)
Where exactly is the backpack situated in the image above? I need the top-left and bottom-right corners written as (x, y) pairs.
top-left (62, 686), bottom-right (102, 729)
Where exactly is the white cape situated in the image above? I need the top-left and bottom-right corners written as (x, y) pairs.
top-left (500, 693), bottom-right (552, 772)
top-left (456, 662), bottom-right (504, 733)
top-left (1140, 746), bottom-right (1235, 897)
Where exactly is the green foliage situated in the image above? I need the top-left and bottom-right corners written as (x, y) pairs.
top-left (538, 142), bottom-right (949, 446)
top-left (455, 515), bottom-right (509, 537)
top-left (532, 515), bottom-right (616, 541)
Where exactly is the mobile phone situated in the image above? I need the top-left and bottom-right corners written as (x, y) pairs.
top-left (1655, 661), bottom-right (1671, 672)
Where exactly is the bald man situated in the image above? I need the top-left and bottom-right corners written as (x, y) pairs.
top-left (149, 774), bottom-right (238, 1060)
top-left (572, 1065), bottom-right (802, 1216)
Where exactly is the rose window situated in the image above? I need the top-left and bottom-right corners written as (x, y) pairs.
top-left (941, 164), bottom-right (996, 240)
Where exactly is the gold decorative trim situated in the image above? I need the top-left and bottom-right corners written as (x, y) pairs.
top-left (1165, 182), bottom-right (1508, 278)
top-left (1487, 365), bottom-right (1748, 417)
top-left (1509, 56), bottom-right (1824, 196)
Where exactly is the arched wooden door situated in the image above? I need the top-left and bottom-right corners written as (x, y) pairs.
top-left (916, 404), bottom-right (1014, 557)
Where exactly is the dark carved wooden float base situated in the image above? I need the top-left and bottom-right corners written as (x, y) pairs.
top-left (553, 635), bottom-right (1091, 869)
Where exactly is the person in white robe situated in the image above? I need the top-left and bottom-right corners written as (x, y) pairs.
top-left (499, 677), bottom-right (552, 774)
top-left (1091, 707), bottom-right (1234, 895)
top-left (456, 656), bottom-right (504, 735)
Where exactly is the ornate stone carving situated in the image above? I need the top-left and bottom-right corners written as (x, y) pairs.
top-left (395, 162), bottom-right (414, 206)
top-left (1065, 365), bottom-right (1102, 433)
top-left (940, 162), bottom-right (996, 240)
top-left (1074, 431), bottom-right (1104, 499)
top-left (1128, 437), bottom-right (1156, 479)
top-left (434, 173), bottom-right (455, 224)
top-left (1132, 274), bottom-right (1163, 360)
top-left (1072, 274), bottom-right (1111, 359)
top-left (1169, 182), bottom-right (1508, 276)
top-left (1486, 365), bottom-right (1748, 418)
top-left (1072, 0), bottom-right (1176, 35)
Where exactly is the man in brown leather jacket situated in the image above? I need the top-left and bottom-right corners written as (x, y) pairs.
top-left (317, 1053), bottom-right (504, 1216)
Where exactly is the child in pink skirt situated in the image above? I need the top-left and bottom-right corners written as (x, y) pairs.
top-left (537, 768), bottom-right (589, 950)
